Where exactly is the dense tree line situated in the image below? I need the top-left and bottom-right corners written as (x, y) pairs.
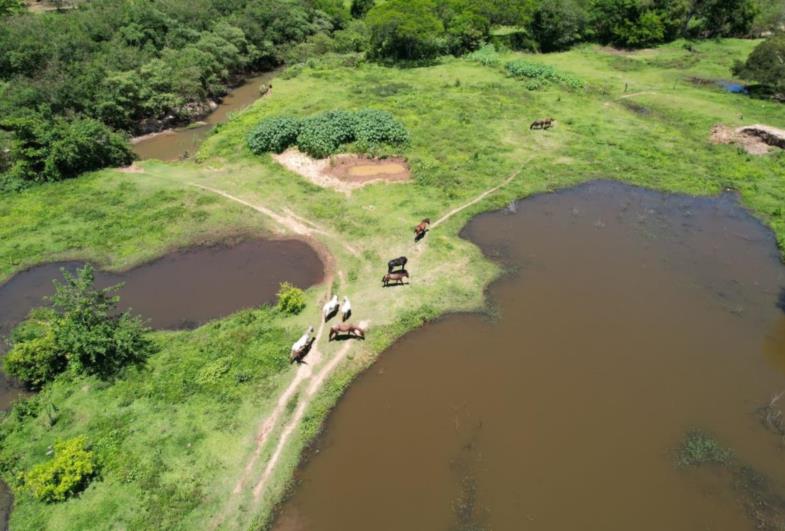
top-left (358, 0), bottom-right (779, 60)
top-left (0, 0), bottom-right (347, 188)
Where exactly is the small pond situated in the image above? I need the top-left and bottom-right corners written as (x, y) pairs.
top-left (274, 181), bottom-right (785, 531)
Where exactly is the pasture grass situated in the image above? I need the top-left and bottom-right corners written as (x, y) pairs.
top-left (1, 39), bottom-right (785, 529)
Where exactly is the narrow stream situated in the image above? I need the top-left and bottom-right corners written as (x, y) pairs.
top-left (274, 181), bottom-right (785, 531)
top-left (132, 70), bottom-right (278, 161)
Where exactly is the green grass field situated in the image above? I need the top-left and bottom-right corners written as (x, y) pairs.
top-left (1, 39), bottom-right (784, 530)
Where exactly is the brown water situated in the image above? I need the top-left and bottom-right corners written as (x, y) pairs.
top-left (132, 71), bottom-right (278, 161)
top-left (0, 238), bottom-right (323, 403)
top-left (274, 181), bottom-right (785, 531)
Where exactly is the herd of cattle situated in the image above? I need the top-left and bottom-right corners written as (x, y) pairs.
top-left (289, 218), bottom-right (431, 363)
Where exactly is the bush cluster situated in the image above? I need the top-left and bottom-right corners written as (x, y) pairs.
top-left (246, 116), bottom-right (302, 154)
top-left (24, 436), bottom-right (96, 502)
top-left (504, 60), bottom-right (584, 89)
top-left (4, 265), bottom-right (155, 389)
top-left (247, 108), bottom-right (408, 158)
top-left (276, 283), bottom-right (307, 315)
top-left (466, 44), bottom-right (501, 66)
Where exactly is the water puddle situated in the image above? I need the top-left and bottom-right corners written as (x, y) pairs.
top-left (132, 71), bottom-right (278, 161)
top-left (273, 181), bottom-right (785, 531)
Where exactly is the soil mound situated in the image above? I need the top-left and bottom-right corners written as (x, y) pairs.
top-left (710, 124), bottom-right (785, 155)
top-left (273, 149), bottom-right (411, 193)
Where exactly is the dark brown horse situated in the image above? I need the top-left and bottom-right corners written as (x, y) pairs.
top-left (382, 270), bottom-right (409, 287)
top-left (290, 337), bottom-right (316, 364)
top-left (387, 256), bottom-right (407, 273)
top-left (414, 218), bottom-right (431, 241)
top-left (329, 323), bottom-right (365, 341)
top-left (530, 118), bottom-right (555, 130)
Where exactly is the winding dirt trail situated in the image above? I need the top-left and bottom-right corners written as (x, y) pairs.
top-left (431, 169), bottom-right (521, 229)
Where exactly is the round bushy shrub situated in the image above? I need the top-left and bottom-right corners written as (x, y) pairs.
top-left (297, 110), bottom-right (358, 158)
top-left (276, 282), bottom-right (306, 315)
top-left (246, 116), bottom-right (302, 154)
top-left (353, 109), bottom-right (409, 148)
top-left (25, 436), bottom-right (96, 502)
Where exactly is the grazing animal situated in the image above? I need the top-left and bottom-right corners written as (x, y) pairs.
top-left (341, 296), bottom-right (352, 321)
top-left (329, 323), bottom-right (365, 341)
top-left (387, 256), bottom-right (408, 273)
top-left (414, 218), bottom-right (431, 241)
top-left (382, 270), bottom-right (409, 287)
top-left (290, 337), bottom-right (316, 364)
top-left (291, 326), bottom-right (314, 353)
top-left (323, 295), bottom-right (339, 321)
top-left (530, 118), bottom-right (555, 130)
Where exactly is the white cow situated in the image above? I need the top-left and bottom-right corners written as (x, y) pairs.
top-left (341, 296), bottom-right (352, 321)
top-left (291, 326), bottom-right (314, 353)
top-left (323, 295), bottom-right (339, 321)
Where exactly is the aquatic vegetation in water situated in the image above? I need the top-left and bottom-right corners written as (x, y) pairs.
top-left (677, 430), bottom-right (732, 467)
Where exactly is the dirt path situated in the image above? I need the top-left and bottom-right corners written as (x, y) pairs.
top-left (189, 183), bottom-right (360, 257)
top-left (431, 169), bottom-right (522, 229)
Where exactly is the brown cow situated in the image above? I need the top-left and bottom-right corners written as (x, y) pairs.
top-left (382, 270), bottom-right (409, 287)
top-left (414, 218), bottom-right (431, 241)
top-left (329, 323), bottom-right (365, 341)
top-left (530, 118), bottom-right (555, 130)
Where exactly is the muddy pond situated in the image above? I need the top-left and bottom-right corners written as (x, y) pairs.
top-left (132, 70), bottom-right (278, 161)
top-left (274, 181), bottom-right (785, 531)
top-left (0, 238), bottom-right (324, 404)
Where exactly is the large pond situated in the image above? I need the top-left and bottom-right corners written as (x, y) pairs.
top-left (132, 70), bottom-right (278, 161)
top-left (274, 181), bottom-right (785, 531)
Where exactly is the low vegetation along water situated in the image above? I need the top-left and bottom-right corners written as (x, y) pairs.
top-left (274, 181), bottom-right (785, 531)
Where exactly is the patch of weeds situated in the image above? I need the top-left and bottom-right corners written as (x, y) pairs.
top-left (370, 83), bottom-right (411, 98)
top-left (504, 60), bottom-right (584, 89)
top-left (466, 44), bottom-right (500, 67)
top-left (677, 430), bottom-right (732, 467)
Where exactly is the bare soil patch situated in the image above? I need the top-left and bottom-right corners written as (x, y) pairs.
top-left (273, 149), bottom-right (411, 194)
top-left (710, 124), bottom-right (785, 155)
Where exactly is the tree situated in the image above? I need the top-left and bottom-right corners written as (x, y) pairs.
top-left (4, 265), bottom-right (155, 387)
top-left (531, 0), bottom-right (587, 52)
top-left (0, 115), bottom-right (134, 183)
top-left (590, 0), bottom-right (665, 48)
top-left (51, 265), bottom-right (154, 378)
top-left (366, 0), bottom-right (445, 61)
top-left (350, 0), bottom-right (374, 18)
top-left (0, 0), bottom-right (22, 17)
top-left (733, 33), bottom-right (785, 94)
top-left (681, 0), bottom-right (758, 38)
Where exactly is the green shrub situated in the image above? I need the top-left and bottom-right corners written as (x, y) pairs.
top-left (297, 110), bottom-right (358, 158)
top-left (678, 430), bottom-right (732, 467)
top-left (277, 283), bottom-right (306, 315)
top-left (246, 116), bottom-right (302, 154)
top-left (504, 60), bottom-right (584, 89)
top-left (248, 109), bottom-right (408, 158)
top-left (24, 436), bottom-right (96, 502)
top-left (353, 109), bottom-right (409, 149)
top-left (4, 330), bottom-right (64, 391)
top-left (466, 43), bottom-right (500, 66)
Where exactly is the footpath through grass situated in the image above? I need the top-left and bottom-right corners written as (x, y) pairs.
top-left (1, 39), bottom-right (784, 530)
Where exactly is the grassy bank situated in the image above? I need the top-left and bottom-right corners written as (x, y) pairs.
top-left (1, 39), bottom-right (784, 530)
